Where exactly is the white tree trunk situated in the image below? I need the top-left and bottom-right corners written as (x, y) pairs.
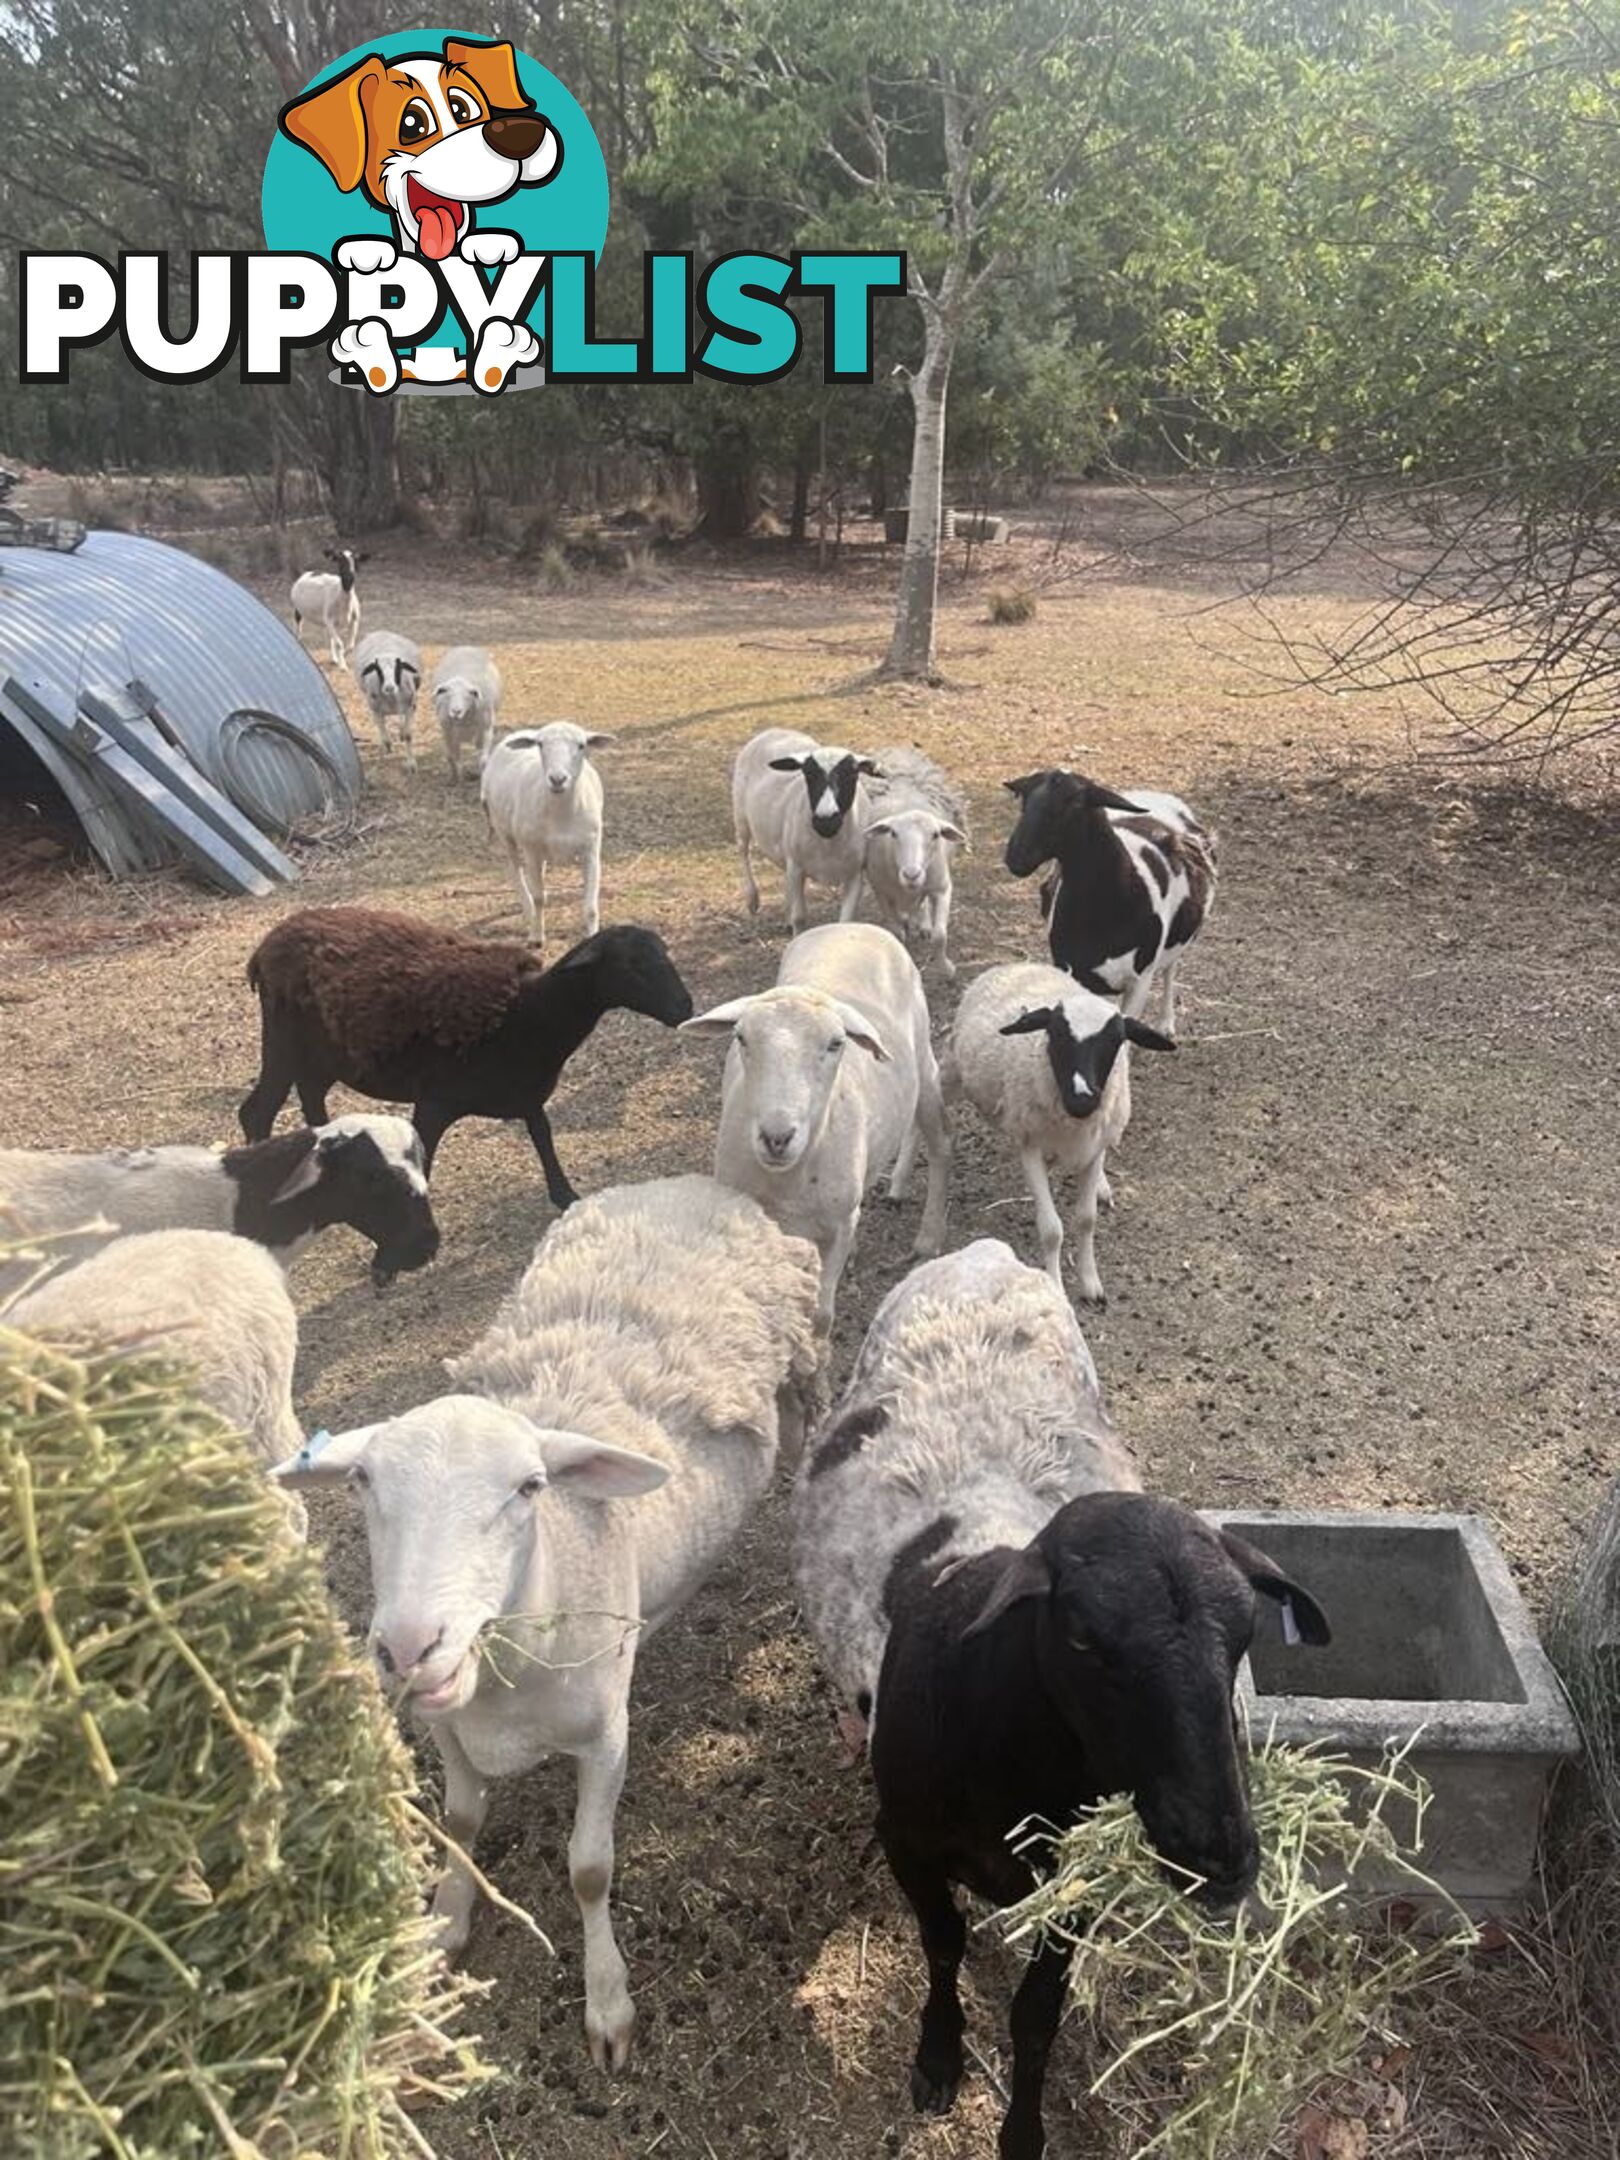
top-left (882, 323), bottom-right (954, 682)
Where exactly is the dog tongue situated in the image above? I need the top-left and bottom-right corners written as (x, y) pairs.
top-left (417, 202), bottom-right (459, 260)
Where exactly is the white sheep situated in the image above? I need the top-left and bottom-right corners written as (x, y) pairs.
top-left (353, 629), bottom-right (424, 766)
top-left (859, 744), bottom-right (968, 977)
top-left (290, 547), bottom-right (362, 668)
top-left (731, 726), bottom-right (879, 933)
top-left (942, 961), bottom-right (1174, 1304)
top-left (481, 723), bottom-right (613, 951)
top-left (274, 1174), bottom-right (820, 2070)
top-left (432, 646), bottom-right (501, 779)
top-left (681, 921), bottom-right (950, 1332)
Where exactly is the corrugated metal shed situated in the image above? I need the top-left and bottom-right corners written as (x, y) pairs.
top-left (0, 531), bottom-right (360, 878)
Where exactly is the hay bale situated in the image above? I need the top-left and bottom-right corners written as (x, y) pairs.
top-left (0, 1317), bottom-right (489, 2158)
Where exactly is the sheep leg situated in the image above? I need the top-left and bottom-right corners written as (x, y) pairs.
top-left (1070, 1152), bottom-right (1107, 1309)
top-left (533, 859), bottom-right (548, 954)
top-left (837, 871), bottom-right (863, 923)
top-left (571, 1715), bottom-right (634, 2073)
top-left (998, 1935), bottom-right (1075, 2160)
top-left (505, 842), bottom-right (538, 941)
top-left (1021, 1146), bottom-right (1065, 1286)
top-left (524, 1107), bottom-right (580, 1210)
top-left (239, 1029), bottom-right (296, 1141)
top-left (815, 1215), bottom-right (856, 1335)
top-left (1156, 954), bottom-right (1180, 1037)
top-left (882, 1827), bottom-right (967, 2117)
top-left (581, 837), bottom-right (601, 940)
top-left (429, 1723), bottom-right (490, 1960)
top-left (296, 1079), bottom-right (331, 1127)
top-left (413, 1101), bottom-right (456, 1175)
top-left (784, 858), bottom-right (809, 935)
top-left (911, 1065), bottom-right (951, 1259)
top-left (928, 888), bottom-right (956, 980)
top-left (737, 829), bottom-right (761, 916)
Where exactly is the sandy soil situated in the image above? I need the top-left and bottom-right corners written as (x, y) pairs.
top-left (2, 505), bottom-right (1615, 2158)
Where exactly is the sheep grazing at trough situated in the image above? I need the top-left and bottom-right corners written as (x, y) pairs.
top-left (0, 1113), bottom-right (439, 1298)
top-left (238, 908), bottom-right (694, 1210)
top-left (1004, 769), bottom-right (1218, 1035)
top-left (481, 723), bottom-right (613, 953)
top-left (353, 630), bottom-right (423, 766)
top-left (680, 921), bottom-right (949, 1333)
top-left (275, 1174), bottom-right (821, 2071)
top-left (290, 547), bottom-right (363, 669)
top-left (942, 961), bottom-right (1174, 1305)
top-left (732, 725), bottom-right (881, 933)
top-left (792, 1238), bottom-right (1331, 2160)
top-left (859, 745), bottom-right (968, 977)
top-left (432, 645), bottom-right (501, 779)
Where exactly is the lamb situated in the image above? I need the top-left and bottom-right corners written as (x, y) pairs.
top-left (731, 726), bottom-right (880, 933)
top-left (481, 723), bottom-right (613, 953)
top-left (275, 1174), bottom-right (820, 2071)
top-left (858, 745), bottom-right (968, 977)
top-left (290, 547), bottom-right (363, 669)
top-left (239, 908), bottom-right (694, 1208)
top-left (0, 1113), bottom-right (439, 1300)
top-left (941, 961), bottom-right (1174, 1304)
top-left (353, 629), bottom-right (424, 765)
top-left (791, 1239), bottom-right (1331, 2160)
top-left (432, 645), bottom-right (501, 779)
top-left (1005, 769), bottom-right (1218, 1035)
top-left (681, 921), bottom-right (949, 1332)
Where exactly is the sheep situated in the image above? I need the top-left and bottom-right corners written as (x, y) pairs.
top-left (731, 726), bottom-right (880, 933)
top-left (274, 1173), bottom-right (821, 2071)
top-left (791, 1239), bottom-right (1331, 2160)
top-left (0, 1113), bottom-right (439, 1300)
top-left (941, 961), bottom-right (1174, 1304)
top-left (859, 744), bottom-right (968, 978)
top-left (290, 547), bottom-right (363, 669)
top-left (432, 645), bottom-right (501, 779)
top-left (1005, 769), bottom-right (1218, 1035)
top-left (238, 909), bottom-right (694, 1209)
top-left (481, 723), bottom-right (613, 953)
top-left (353, 629), bottom-right (424, 766)
top-left (680, 921), bottom-right (949, 1333)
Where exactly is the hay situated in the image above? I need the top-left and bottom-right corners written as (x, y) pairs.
top-left (997, 1742), bottom-right (1475, 2160)
top-left (0, 1317), bottom-right (491, 2159)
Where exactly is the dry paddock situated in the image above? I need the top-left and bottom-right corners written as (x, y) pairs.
top-left (1, 516), bottom-right (1617, 2158)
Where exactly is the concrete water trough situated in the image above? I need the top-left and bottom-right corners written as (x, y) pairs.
top-left (1205, 1508), bottom-right (1579, 1912)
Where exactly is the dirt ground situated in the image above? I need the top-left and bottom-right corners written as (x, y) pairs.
top-left (2, 501), bottom-right (1616, 2158)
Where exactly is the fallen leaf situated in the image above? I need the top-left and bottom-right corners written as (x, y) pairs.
top-left (1518, 2028), bottom-right (1578, 2066)
top-left (1475, 1918), bottom-right (1512, 1954)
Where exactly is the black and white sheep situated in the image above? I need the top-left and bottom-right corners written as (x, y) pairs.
top-left (793, 1239), bottom-right (1330, 2160)
top-left (354, 630), bottom-right (424, 766)
top-left (238, 909), bottom-right (694, 1209)
top-left (1004, 770), bottom-right (1217, 1034)
top-left (0, 1113), bottom-right (439, 1297)
top-left (859, 745), bottom-right (968, 977)
top-left (732, 726), bottom-right (880, 933)
top-left (291, 547), bottom-right (364, 669)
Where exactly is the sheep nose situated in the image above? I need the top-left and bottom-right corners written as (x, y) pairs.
top-left (548, 773), bottom-right (570, 792)
top-left (484, 113), bottom-right (546, 160)
top-left (758, 1124), bottom-right (796, 1162)
top-left (901, 866), bottom-right (925, 887)
top-left (375, 1624), bottom-right (444, 1677)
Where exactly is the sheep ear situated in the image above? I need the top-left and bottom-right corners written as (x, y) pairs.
top-left (938, 822), bottom-right (967, 846)
top-left (679, 996), bottom-right (758, 1039)
top-left (272, 1425), bottom-right (377, 1489)
top-left (1004, 772), bottom-right (1045, 799)
top-left (270, 1137), bottom-right (324, 1204)
top-left (1220, 1532), bottom-right (1332, 1647)
top-left (855, 757), bottom-right (881, 778)
top-left (1123, 1019), bottom-right (1176, 1053)
top-left (768, 754), bottom-right (809, 772)
top-left (584, 731), bottom-right (615, 749)
top-left (1000, 1007), bottom-right (1055, 1039)
top-left (538, 1429), bottom-right (669, 1500)
top-left (867, 818), bottom-right (896, 838)
top-left (963, 1541), bottom-right (1052, 1638)
top-left (830, 998), bottom-right (890, 1062)
top-left (1085, 781), bottom-right (1148, 814)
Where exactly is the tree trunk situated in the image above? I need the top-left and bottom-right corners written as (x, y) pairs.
top-left (789, 435), bottom-right (813, 545)
top-left (881, 327), bottom-right (953, 681)
top-left (694, 426), bottom-right (755, 539)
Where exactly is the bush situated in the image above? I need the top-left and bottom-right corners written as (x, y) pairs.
top-left (537, 541), bottom-right (575, 593)
top-left (988, 582), bottom-right (1037, 625)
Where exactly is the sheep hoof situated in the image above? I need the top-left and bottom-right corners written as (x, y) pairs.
top-left (1078, 1288), bottom-right (1108, 1313)
top-left (910, 2056), bottom-right (963, 2117)
top-left (586, 2003), bottom-right (635, 2074)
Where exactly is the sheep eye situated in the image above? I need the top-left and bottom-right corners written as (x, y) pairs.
top-left (446, 89), bottom-right (481, 124)
top-left (518, 1473), bottom-right (545, 1499)
top-left (825, 1037), bottom-right (844, 1055)
top-left (348, 1464), bottom-right (371, 1491)
top-left (399, 100), bottom-right (435, 143)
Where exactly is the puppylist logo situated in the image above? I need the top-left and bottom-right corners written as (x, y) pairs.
top-left (20, 28), bottom-right (906, 397)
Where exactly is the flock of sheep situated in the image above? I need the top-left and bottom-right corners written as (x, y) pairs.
top-left (2, 637), bottom-right (1335, 2160)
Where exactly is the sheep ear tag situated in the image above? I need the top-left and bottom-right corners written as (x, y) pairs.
top-left (1280, 1597), bottom-right (1302, 1648)
top-left (272, 1425), bottom-right (377, 1488)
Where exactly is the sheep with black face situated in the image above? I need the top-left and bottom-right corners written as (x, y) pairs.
top-left (731, 725), bottom-right (881, 934)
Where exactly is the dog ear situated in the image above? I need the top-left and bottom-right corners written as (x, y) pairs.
top-left (280, 56), bottom-right (386, 195)
top-left (445, 37), bottom-right (533, 113)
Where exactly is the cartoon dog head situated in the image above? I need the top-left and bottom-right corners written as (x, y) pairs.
top-left (280, 38), bottom-right (562, 261)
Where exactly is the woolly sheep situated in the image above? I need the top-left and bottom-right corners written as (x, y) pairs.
top-left (432, 645), bottom-right (501, 779)
top-left (859, 745), bottom-right (967, 977)
top-left (276, 1174), bottom-right (820, 2070)
top-left (353, 629), bottom-right (424, 765)
top-left (942, 961), bottom-right (1173, 1304)
top-left (481, 723), bottom-right (614, 953)
top-left (290, 547), bottom-right (363, 669)
top-left (731, 726), bottom-right (880, 934)
top-left (681, 922), bottom-right (949, 1333)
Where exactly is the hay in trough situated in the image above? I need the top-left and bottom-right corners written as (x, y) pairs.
top-left (0, 1314), bottom-right (491, 2159)
top-left (998, 1742), bottom-right (1475, 2160)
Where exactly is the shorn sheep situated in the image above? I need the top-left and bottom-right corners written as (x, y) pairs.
top-left (353, 630), bottom-right (423, 765)
top-left (732, 726), bottom-right (879, 933)
top-left (860, 745), bottom-right (968, 977)
top-left (276, 1174), bottom-right (821, 2071)
top-left (481, 723), bottom-right (613, 952)
top-left (682, 921), bottom-right (950, 1332)
top-left (0, 1113), bottom-right (439, 1298)
top-left (290, 547), bottom-right (363, 669)
top-left (432, 645), bottom-right (501, 779)
top-left (1005, 769), bottom-right (1218, 1034)
top-left (942, 961), bottom-right (1174, 1304)
top-left (792, 1240), bottom-right (1331, 2160)
top-left (239, 909), bottom-right (694, 1207)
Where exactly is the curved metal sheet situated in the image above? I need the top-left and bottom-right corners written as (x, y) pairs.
top-left (0, 532), bottom-right (359, 865)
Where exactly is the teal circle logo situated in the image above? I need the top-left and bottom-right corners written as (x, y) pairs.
top-left (261, 29), bottom-right (608, 391)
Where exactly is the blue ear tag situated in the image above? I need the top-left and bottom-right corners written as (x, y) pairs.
top-left (1280, 1596), bottom-right (1302, 1647)
top-left (294, 1428), bottom-right (333, 1473)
